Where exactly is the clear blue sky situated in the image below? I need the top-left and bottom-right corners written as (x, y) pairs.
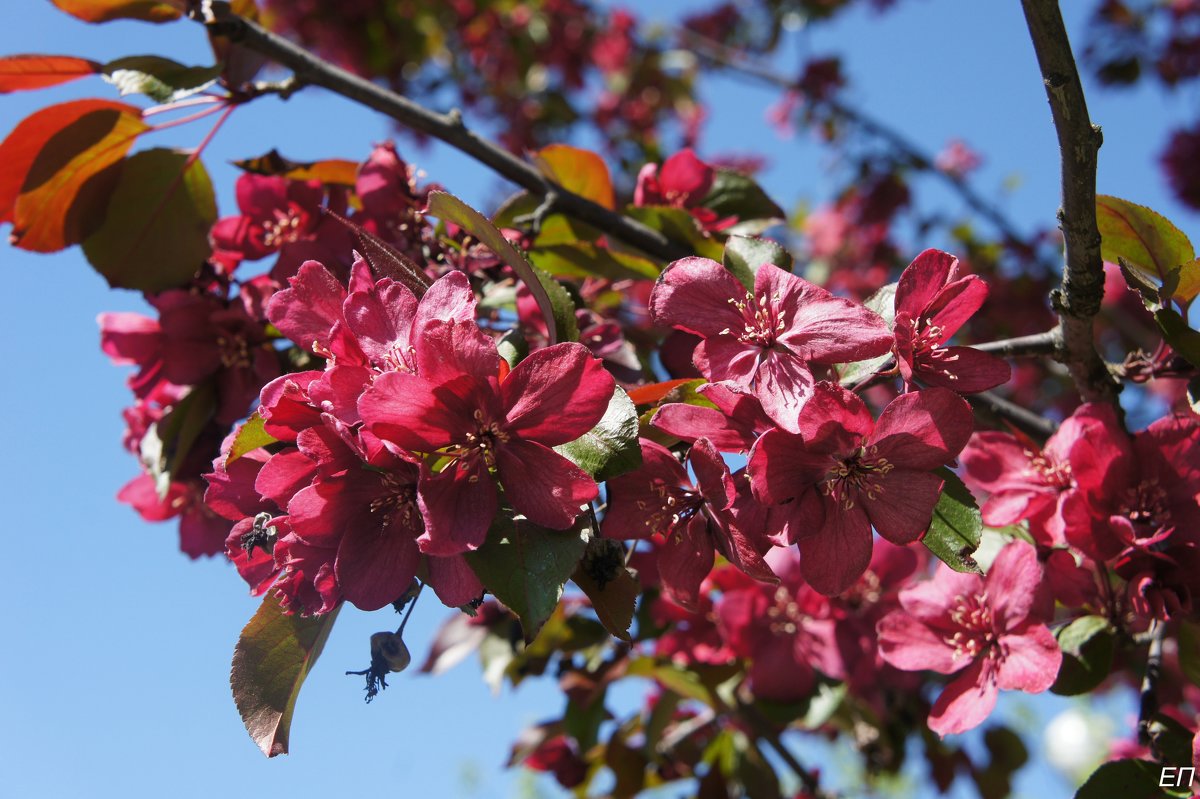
top-left (0, 2), bottom-right (1183, 797)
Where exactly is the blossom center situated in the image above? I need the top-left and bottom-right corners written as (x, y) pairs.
top-left (720, 290), bottom-right (785, 348)
top-left (944, 593), bottom-right (997, 661)
top-left (261, 206), bottom-right (307, 249)
top-left (369, 472), bottom-right (419, 527)
top-left (216, 332), bottom-right (252, 369)
top-left (1024, 450), bottom-right (1073, 489)
top-left (635, 481), bottom-right (702, 534)
top-left (1118, 479), bottom-right (1171, 536)
top-left (822, 444), bottom-right (894, 509)
top-left (449, 409), bottom-right (511, 469)
top-left (766, 585), bottom-right (805, 636)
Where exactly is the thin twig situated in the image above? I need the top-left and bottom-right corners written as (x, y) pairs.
top-left (971, 330), bottom-right (1061, 357)
top-left (1137, 620), bottom-right (1166, 755)
top-left (739, 700), bottom-right (826, 797)
top-left (1020, 0), bottom-right (1121, 406)
top-left (194, 1), bottom-right (691, 263)
top-left (967, 390), bottom-right (1058, 439)
top-left (679, 31), bottom-right (1035, 254)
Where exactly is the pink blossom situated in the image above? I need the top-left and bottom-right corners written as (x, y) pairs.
top-left (877, 542), bottom-right (1061, 737)
top-left (749, 383), bottom-right (973, 595)
top-left (650, 257), bottom-right (893, 430)
top-left (603, 438), bottom-right (775, 607)
top-left (891, 249), bottom-right (1011, 393)
top-left (360, 333), bottom-right (614, 554)
top-left (634, 149), bottom-right (733, 232)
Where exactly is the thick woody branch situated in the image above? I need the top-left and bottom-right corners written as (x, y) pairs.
top-left (1137, 620), bottom-right (1166, 755)
top-left (195, 2), bottom-right (691, 263)
top-left (967, 391), bottom-right (1058, 439)
top-left (1020, 0), bottom-right (1121, 405)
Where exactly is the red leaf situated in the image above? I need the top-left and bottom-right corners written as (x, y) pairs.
top-left (230, 594), bottom-right (341, 757)
top-left (535, 144), bottom-right (616, 210)
top-left (0, 99), bottom-right (148, 251)
top-left (626, 379), bottom-right (698, 406)
top-left (49, 0), bottom-right (185, 23)
top-left (0, 55), bottom-right (101, 93)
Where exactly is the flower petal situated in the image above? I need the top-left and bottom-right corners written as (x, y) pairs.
top-left (928, 658), bottom-right (999, 737)
top-left (895, 249), bottom-right (958, 318)
top-left (866, 468), bottom-right (944, 544)
top-left (871, 388), bottom-right (973, 470)
top-left (649, 257), bottom-right (747, 338)
top-left (336, 515), bottom-right (422, 611)
top-left (496, 440), bottom-right (597, 529)
top-left (877, 610), bottom-right (963, 675)
top-left (798, 502), bottom-right (873, 596)
top-left (501, 342), bottom-right (615, 445)
top-left (416, 460), bottom-right (496, 555)
top-left (995, 623), bottom-right (1061, 692)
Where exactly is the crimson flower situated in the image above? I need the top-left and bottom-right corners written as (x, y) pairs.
top-left (891, 249), bottom-right (1010, 393)
top-left (287, 422), bottom-right (483, 611)
top-left (714, 550), bottom-right (841, 702)
top-left (211, 174), bottom-right (326, 261)
top-left (959, 403), bottom-right (1112, 547)
top-left (650, 381), bottom-right (775, 453)
top-left (359, 329), bottom-right (614, 554)
top-left (749, 383), bottom-right (973, 595)
top-left (650, 257), bottom-right (893, 430)
top-left (634, 149), bottom-right (732, 231)
top-left (877, 542), bottom-right (1061, 737)
top-left (603, 438), bottom-right (775, 607)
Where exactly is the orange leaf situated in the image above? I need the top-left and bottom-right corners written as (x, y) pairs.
top-left (49, 0), bottom-right (185, 23)
top-left (234, 150), bottom-right (361, 187)
top-left (0, 99), bottom-right (148, 252)
top-left (626, 379), bottom-right (698, 405)
top-left (534, 144), bottom-right (616, 210)
top-left (0, 55), bottom-right (101, 93)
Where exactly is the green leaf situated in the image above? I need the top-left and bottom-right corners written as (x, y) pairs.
top-left (141, 381), bottom-right (216, 498)
top-left (1051, 615), bottom-right (1115, 696)
top-left (556, 386), bottom-right (641, 481)
top-left (465, 513), bottom-right (590, 643)
top-left (82, 148), bottom-right (215, 292)
top-left (572, 537), bottom-right (638, 641)
top-left (1177, 620), bottom-right (1200, 687)
top-left (722, 235), bottom-right (792, 291)
top-left (496, 328), bottom-right (528, 370)
top-left (426, 190), bottom-right (578, 344)
top-left (701, 169), bottom-right (786, 236)
top-left (922, 468), bottom-right (983, 573)
top-left (836, 282), bottom-right (898, 386)
top-left (626, 205), bottom-right (724, 261)
top-left (626, 657), bottom-right (713, 706)
top-left (102, 56), bottom-right (220, 103)
top-left (230, 594), bottom-right (341, 757)
top-left (1097, 196), bottom-right (1198, 302)
top-left (227, 412), bottom-right (278, 466)
top-left (1074, 758), bottom-right (1185, 799)
top-left (529, 242), bottom-right (659, 281)
top-left (1154, 307), bottom-right (1200, 368)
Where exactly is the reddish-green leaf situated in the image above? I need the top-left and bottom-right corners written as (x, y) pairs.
top-left (0, 55), bottom-right (100, 93)
top-left (427, 190), bottom-right (578, 344)
top-left (50, 0), bottom-right (185, 23)
top-left (231, 594), bottom-right (341, 757)
top-left (233, 149), bottom-right (360, 187)
top-left (534, 143), bottom-right (616, 210)
top-left (1097, 195), bottom-right (1197, 300)
top-left (0, 99), bottom-right (147, 251)
top-left (227, 412), bottom-right (278, 466)
top-left (82, 148), bottom-right (216, 291)
top-left (626, 379), bottom-right (699, 406)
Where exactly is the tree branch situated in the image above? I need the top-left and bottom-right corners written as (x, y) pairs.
top-left (967, 390), bottom-right (1058, 439)
top-left (1020, 0), bottom-right (1121, 405)
top-left (679, 31), bottom-right (1036, 254)
top-left (738, 700), bottom-right (828, 798)
top-left (971, 329), bottom-right (1061, 357)
top-left (195, 1), bottom-right (692, 263)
